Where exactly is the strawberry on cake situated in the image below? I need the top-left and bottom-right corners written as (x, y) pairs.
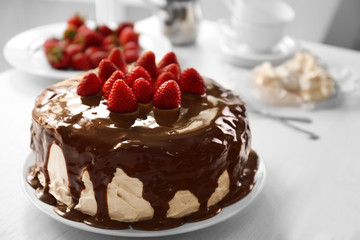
top-left (28, 50), bottom-right (259, 230)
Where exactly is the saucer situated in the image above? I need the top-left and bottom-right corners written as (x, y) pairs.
top-left (218, 20), bottom-right (300, 68)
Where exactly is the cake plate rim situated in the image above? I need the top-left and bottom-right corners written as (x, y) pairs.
top-left (21, 151), bottom-right (266, 237)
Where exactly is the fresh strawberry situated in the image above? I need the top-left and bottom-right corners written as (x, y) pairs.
top-left (125, 66), bottom-right (152, 87)
top-left (65, 43), bottom-right (83, 58)
top-left (84, 30), bottom-right (104, 47)
top-left (74, 26), bottom-right (104, 48)
top-left (111, 69), bottom-right (126, 80)
top-left (44, 45), bottom-right (70, 69)
top-left (132, 78), bottom-right (155, 104)
top-left (119, 27), bottom-right (139, 46)
top-left (153, 80), bottom-right (181, 109)
top-left (96, 25), bottom-right (113, 37)
top-left (84, 46), bottom-right (100, 57)
top-left (116, 22), bottom-right (134, 35)
top-left (88, 50), bottom-right (108, 68)
top-left (76, 25), bottom-right (91, 35)
top-left (60, 39), bottom-right (71, 48)
top-left (43, 38), bottom-right (60, 52)
top-left (102, 34), bottom-right (118, 51)
top-left (67, 13), bottom-right (85, 28)
top-left (103, 34), bottom-right (118, 44)
top-left (134, 51), bottom-right (157, 80)
top-left (77, 72), bottom-right (101, 96)
top-left (124, 41), bottom-right (139, 51)
top-left (157, 52), bottom-right (179, 70)
top-left (103, 43), bottom-right (117, 52)
top-left (70, 52), bottom-right (92, 70)
top-left (63, 23), bottom-right (78, 40)
top-left (154, 72), bottom-right (176, 89)
top-left (98, 59), bottom-right (118, 84)
top-left (123, 37), bottom-right (140, 63)
top-left (158, 63), bottom-right (180, 80)
top-left (73, 31), bottom-right (86, 46)
top-left (102, 78), bottom-right (117, 100)
top-left (178, 68), bottom-right (206, 95)
top-left (108, 47), bottom-right (128, 73)
top-left (107, 79), bottom-right (138, 113)
top-left (102, 70), bottom-right (126, 99)
top-left (124, 48), bottom-right (140, 63)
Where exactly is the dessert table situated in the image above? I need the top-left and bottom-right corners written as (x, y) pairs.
top-left (1, 17), bottom-right (360, 240)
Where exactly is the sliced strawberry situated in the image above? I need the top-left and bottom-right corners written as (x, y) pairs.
top-left (102, 70), bottom-right (126, 99)
top-left (98, 59), bottom-right (119, 84)
top-left (77, 72), bottom-right (101, 96)
top-left (108, 79), bottom-right (138, 113)
top-left (67, 14), bottom-right (85, 28)
top-left (108, 47), bottom-right (128, 73)
top-left (65, 43), bottom-right (83, 58)
top-left (132, 78), bottom-right (155, 104)
top-left (158, 63), bottom-right (180, 80)
top-left (44, 45), bottom-right (70, 69)
top-left (71, 52), bottom-right (92, 70)
top-left (124, 48), bottom-right (140, 63)
top-left (153, 80), bottom-right (181, 110)
top-left (134, 51), bottom-right (157, 80)
top-left (119, 27), bottom-right (139, 46)
top-left (178, 68), bottom-right (206, 95)
top-left (96, 25), bottom-right (113, 37)
top-left (89, 50), bottom-right (108, 68)
top-left (154, 72), bottom-right (176, 89)
top-left (125, 66), bottom-right (152, 88)
top-left (157, 52), bottom-right (179, 70)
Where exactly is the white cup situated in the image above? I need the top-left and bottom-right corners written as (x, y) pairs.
top-left (231, 18), bottom-right (288, 52)
top-left (225, 0), bottom-right (294, 52)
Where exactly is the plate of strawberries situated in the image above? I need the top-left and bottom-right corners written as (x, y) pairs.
top-left (3, 14), bottom-right (171, 79)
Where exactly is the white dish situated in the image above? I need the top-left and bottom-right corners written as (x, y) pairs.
top-left (4, 21), bottom-right (172, 79)
top-left (223, 59), bottom-right (346, 111)
top-left (21, 152), bottom-right (265, 237)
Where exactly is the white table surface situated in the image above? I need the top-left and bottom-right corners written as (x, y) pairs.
top-left (1, 17), bottom-right (360, 240)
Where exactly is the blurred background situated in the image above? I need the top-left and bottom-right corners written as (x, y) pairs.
top-left (1, 0), bottom-right (360, 72)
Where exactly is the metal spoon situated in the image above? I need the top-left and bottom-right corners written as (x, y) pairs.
top-left (248, 108), bottom-right (312, 123)
top-left (279, 119), bottom-right (320, 140)
top-left (244, 98), bottom-right (319, 140)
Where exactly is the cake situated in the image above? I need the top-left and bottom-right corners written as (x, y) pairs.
top-left (28, 51), bottom-right (259, 230)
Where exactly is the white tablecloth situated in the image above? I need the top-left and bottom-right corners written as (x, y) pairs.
top-left (1, 17), bottom-right (360, 240)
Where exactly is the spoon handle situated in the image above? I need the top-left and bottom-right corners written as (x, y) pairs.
top-left (280, 119), bottom-right (319, 140)
top-left (249, 109), bottom-right (319, 139)
top-left (250, 109), bottom-right (312, 123)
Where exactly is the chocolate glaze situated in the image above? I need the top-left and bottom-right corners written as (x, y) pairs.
top-left (28, 76), bottom-right (258, 230)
